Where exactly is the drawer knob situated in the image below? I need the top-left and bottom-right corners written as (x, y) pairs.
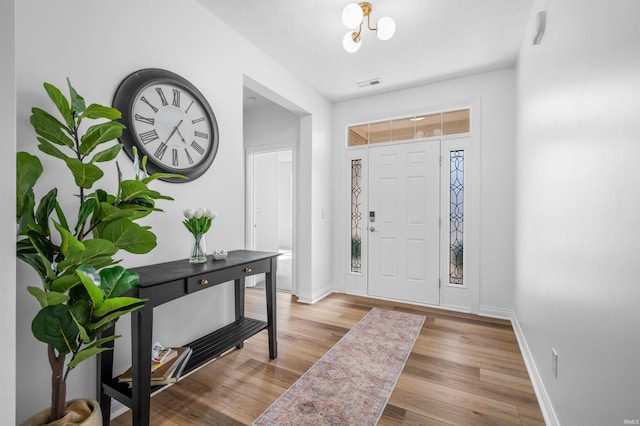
top-left (244, 268), bottom-right (252, 273)
top-left (200, 279), bottom-right (209, 285)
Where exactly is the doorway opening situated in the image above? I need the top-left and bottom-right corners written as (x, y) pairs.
top-left (247, 148), bottom-right (293, 292)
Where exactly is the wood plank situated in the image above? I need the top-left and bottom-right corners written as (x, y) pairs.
top-left (109, 288), bottom-right (544, 425)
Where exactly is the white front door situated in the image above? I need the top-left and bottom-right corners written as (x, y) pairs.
top-left (368, 141), bottom-right (441, 305)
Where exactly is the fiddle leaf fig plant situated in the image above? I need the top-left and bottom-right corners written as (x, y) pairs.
top-left (16, 79), bottom-right (181, 422)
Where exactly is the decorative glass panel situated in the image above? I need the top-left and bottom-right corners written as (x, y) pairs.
top-left (443, 109), bottom-right (470, 135)
top-left (369, 120), bottom-right (391, 144)
top-left (348, 124), bottom-right (368, 146)
top-left (392, 118), bottom-right (415, 141)
top-left (449, 150), bottom-right (464, 285)
top-left (351, 159), bottom-right (363, 273)
top-left (415, 113), bottom-right (442, 138)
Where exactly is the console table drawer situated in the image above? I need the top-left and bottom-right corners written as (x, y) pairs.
top-left (186, 259), bottom-right (271, 293)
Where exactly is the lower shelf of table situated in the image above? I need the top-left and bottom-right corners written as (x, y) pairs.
top-left (103, 317), bottom-right (268, 407)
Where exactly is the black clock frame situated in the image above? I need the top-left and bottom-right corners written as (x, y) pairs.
top-left (113, 68), bottom-right (219, 183)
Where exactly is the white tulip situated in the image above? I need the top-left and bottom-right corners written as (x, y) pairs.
top-left (204, 209), bottom-right (217, 220)
top-left (194, 208), bottom-right (204, 219)
top-left (183, 209), bottom-right (195, 219)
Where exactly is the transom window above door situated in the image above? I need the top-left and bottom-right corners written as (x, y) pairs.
top-left (347, 108), bottom-right (470, 146)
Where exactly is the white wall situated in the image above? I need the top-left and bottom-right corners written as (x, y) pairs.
top-left (332, 69), bottom-right (516, 314)
top-left (515, 0), bottom-right (640, 424)
top-left (14, 0), bottom-right (331, 421)
top-left (244, 103), bottom-right (299, 150)
top-left (1, 0), bottom-right (16, 424)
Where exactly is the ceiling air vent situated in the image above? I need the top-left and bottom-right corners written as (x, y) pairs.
top-left (356, 78), bottom-right (382, 88)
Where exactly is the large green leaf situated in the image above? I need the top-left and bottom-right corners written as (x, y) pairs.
top-left (90, 302), bottom-right (146, 332)
top-left (123, 226), bottom-right (157, 254)
top-left (67, 78), bottom-right (86, 115)
top-left (56, 238), bottom-right (117, 271)
top-left (79, 122), bottom-right (124, 156)
top-left (44, 83), bottom-right (74, 128)
top-left (96, 218), bottom-right (142, 250)
top-left (67, 336), bottom-right (119, 369)
top-left (36, 137), bottom-right (69, 160)
top-left (30, 108), bottom-right (74, 147)
top-left (99, 266), bottom-right (139, 299)
top-left (76, 265), bottom-right (104, 309)
top-left (17, 240), bottom-right (49, 281)
top-left (54, 200), bottom-right (70, 232)
top-left (69, 298), bottom-right (90, 325)
top-left (69, 299), bottom-right (91, 343)
top-left (94, 296), bottom-right (145, 318)
top-left (120, 180), bottom-right (174, 203)
top-left (16, 152), bottom-right (43, 219)
top-left (25, 229), bottom-right (54, 266)
top-left (75, 198), bottom-right (97, 235)
top-left (50, 275), bottom-right (81, 293)
top-left (54, 221), bottom-right (85, 257)
top-left (34, 188), bottom-right (57, 237)
top-left (142, 172), bottom-right (186, 185)
top-left (64, 158), bottom-right (104, 189)
top-left (95, 202), bottom-right (133, 223)
top-left (80, 104), bottom-right (121, 121)
top-left (91, 144), bottom-right (123, 163)
top-left (27, 287), bottom-right (69, 308)
top-left (32, 304), bottom-right (78, 354)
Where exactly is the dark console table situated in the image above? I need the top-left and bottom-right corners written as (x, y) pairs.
top-left (96, 250), bottom-right (279, 426)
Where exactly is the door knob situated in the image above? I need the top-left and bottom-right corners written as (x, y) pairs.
top-left (369, 226), bottom-right (376, 232)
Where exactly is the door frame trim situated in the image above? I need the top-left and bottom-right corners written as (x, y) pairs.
top-left (343, 99), bottom-right (481, 313)
top-left (245, 143), bottom-right (297, 293)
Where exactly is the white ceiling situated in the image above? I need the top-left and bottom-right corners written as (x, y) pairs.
top-left (197, 0), bottom-right (534, 104)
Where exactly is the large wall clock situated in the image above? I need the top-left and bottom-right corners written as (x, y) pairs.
top-left (113, 68), bottom-right (219, 182)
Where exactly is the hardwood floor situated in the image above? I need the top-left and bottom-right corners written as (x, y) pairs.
top-left (110, 288), bottom-right (545, 425)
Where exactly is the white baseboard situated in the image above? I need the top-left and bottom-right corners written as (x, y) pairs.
top-left (479, 305), bottom-right (512, 320)
top-left (110, 400), bottom-right (128, 420)
top-left (296, 288), bottom-right (333, 304)
top-left (511, 312), bottom-right (560, 426)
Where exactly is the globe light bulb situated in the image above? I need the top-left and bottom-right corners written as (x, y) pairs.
top-left (342, 3), bottom-right (364, 29)
top-left (343, 31), bottom-right (361, 53)
top-left (376, 16), bottom-right (396, 40)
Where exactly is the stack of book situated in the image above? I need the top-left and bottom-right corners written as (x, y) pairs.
top-left (118, 345), bottom-right (193, 387)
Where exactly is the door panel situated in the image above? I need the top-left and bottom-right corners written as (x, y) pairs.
top-left (368, 141), bottom-right (440, 305)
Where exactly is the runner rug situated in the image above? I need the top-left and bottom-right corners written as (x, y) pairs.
top-left (253, 307), bottom-right (426, 426)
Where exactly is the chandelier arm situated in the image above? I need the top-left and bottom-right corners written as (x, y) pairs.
top-left (355, 22), bottom-right (364, 39)
top-left (366, 13), bottom-right (377, 31)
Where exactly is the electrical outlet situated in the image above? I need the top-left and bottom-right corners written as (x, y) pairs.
top-left (552, 348), bottom-right (558, 378)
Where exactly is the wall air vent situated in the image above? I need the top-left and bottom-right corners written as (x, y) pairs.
top-left (356, 78), bottom-right (382, 88)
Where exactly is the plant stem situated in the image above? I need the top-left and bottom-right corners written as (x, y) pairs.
top-left (48, 345), bottom-right (67, 421)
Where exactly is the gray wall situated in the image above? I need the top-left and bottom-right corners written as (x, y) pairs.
top-left (1, 0), bottom-right (16, 423)
top-left (515, 0), bottom-right (640, 424)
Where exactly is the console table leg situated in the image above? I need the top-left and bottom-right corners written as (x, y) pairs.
top-left (131, 298), bottom-right (154, 426)
top-left (96, 326), bottom-right (115, 425)
top-left (234, 278), bottom-right (245, 349)
top-left (266, 257), bottom-right (278, 359)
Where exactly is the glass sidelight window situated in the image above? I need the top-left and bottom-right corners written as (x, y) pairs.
top-left (351, 159), bottom-right (363, 273)
top-left (449, 150), bottom-right (464, 285)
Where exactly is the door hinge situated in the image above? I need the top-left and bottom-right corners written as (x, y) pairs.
top-left (439, 278), bottom-right (441, 288)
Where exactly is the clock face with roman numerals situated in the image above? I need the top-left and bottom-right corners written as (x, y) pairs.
top-left (113, 69), bottom-right (219, 182)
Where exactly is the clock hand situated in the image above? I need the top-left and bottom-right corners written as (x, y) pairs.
top-left (176, 127), bottom-right (187, 145)
top-left (164, 119), bottom-right (184, 143)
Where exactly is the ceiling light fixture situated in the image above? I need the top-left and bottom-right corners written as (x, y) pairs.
top-left (342, 2), bottom-right (396, 53)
